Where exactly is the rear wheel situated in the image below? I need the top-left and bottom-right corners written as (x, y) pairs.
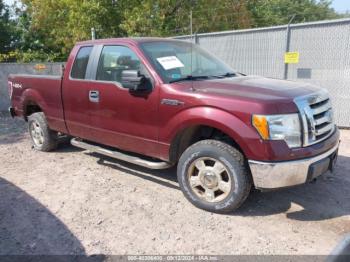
top-left (177, 139), bottom-right (251, 213)
top-left (28, 112), bottom-right (58, 152)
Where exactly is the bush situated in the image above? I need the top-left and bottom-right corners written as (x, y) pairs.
top-left (0, 49), bottom-right (62, 63)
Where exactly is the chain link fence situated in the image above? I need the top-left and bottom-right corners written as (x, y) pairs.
top-left (175, 18), bottom-right (350, 127)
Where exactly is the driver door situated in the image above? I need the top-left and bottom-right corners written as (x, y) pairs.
top-left (87, 45), bottom-right (160, 158)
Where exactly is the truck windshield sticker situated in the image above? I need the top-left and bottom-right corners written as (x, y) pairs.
top-left (171, 73), bottom-right (181, 79)
top-left (156, 56), bottom-right (184, 70)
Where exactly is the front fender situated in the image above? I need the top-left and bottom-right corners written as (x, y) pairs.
top-left (160, 106), bottom-right (260, 159)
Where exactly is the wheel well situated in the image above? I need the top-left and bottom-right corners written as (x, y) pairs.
top-left (24, 102), bottom-right (42, 121)
top-left (169, 125), bottom-right (244, 163)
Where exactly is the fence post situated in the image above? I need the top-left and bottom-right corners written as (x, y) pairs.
top-left (194, 33), bottom-right (199, 45)
top-left (284, 15), bottom-right (295, 80)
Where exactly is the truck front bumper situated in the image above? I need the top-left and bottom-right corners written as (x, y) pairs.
top-left (248, 141), bottom-right (339, 190)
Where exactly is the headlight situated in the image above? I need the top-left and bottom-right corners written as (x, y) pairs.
top-left (252, 114), bottom-right (302, 148)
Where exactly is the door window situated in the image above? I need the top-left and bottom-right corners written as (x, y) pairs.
top-left (71, 46), bottom-right (93, 79)
top-left (96, 46), bottom-right (142, 85)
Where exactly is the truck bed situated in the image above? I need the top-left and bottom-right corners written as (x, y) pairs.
top-left (8, 74), bottom-right (67, 133)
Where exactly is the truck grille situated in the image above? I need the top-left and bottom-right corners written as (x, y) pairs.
top-left (294, 90), bottom-right (335, 147)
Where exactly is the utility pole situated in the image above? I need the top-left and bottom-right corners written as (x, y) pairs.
top-left (190, 10), bottom-right (193, 40)
top-left (283, 14), bottom-right (296, 80)
top-left (91, 28), bottom-right (96, 40)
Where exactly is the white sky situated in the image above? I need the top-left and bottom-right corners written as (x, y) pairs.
top-left (4, 0), bottom-right (14, 5)
top-left (332, 0), bottom-right (350, 13)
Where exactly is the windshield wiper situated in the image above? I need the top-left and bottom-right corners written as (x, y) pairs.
top-left (169, 72), bottom-right (237, 83)
top-left (169, 75), bottom-right (210, 83)
top-left (212, 72), bottom-right (237, 78)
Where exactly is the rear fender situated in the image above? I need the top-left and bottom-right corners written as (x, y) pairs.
top-left (21, 88), bottom-right (49, 119)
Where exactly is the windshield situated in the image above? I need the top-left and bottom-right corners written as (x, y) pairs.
top-left (140, 40), bottom-right (236, 83)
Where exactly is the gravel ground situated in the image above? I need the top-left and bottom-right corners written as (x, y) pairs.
top-left (0, 112), bottom-right (349, 256)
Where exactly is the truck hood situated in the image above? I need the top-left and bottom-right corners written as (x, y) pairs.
top-left (190, 76), bottom-right (322, 102)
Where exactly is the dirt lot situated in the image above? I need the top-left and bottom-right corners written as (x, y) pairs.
top-left (0, 112), bottom-right (349, 255)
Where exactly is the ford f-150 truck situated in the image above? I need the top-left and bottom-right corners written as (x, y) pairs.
top-left (8, 38), bottom-right (340, 213)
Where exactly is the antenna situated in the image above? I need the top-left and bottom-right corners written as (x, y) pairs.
top-left (190, 9), bottom-right (194, 90)
top-left (190, 9), bottom-right (193, 67)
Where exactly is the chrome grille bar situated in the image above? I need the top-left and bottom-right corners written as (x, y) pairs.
top-left (294, 89), bottom-right (335, 147)
top-left (315, 123), bottom-right (334, 136)
top-left (311, 100), bottom-right (332, 115)
top-left (315, 113), bottom-right (332, 125)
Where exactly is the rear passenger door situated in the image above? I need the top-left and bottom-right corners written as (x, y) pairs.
top-left (62, 45), bottom-right (96, 140)
top-left (86, 45), bottom-right (160, 158)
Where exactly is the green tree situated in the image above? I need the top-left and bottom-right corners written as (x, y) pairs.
top-left (247, 0), bottom-right (341, 27)
top-left (20, 0), bottom-right (124, 60)
top-left (8, 2), bottom-right (60, 62)
top-left (4, 0), bottom-right (346, 62)
top-left (120, 0), bottom-right (253, 36)
top-left (119, 0), bottom-right (192, 36)
top-left (120, 0), bottom-right (341, 36)
top-left (191, 0), bottom-right (253, 33)
top-left (0, 0), bottom-right (17, 54)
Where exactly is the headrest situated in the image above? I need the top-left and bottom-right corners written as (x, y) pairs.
top-left (117, 56), bottom-right (133, 66)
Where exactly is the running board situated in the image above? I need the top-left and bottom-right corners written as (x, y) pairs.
top-left (71, 138), bottom-right (172, 170)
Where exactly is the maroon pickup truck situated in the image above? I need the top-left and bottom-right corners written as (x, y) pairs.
top-left (8, 38), bottom-right (340, 213)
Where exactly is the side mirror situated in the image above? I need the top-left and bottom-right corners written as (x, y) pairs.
top-left (121, 70), bottom-right (151, 92)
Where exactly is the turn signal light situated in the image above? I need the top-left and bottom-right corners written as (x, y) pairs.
top-left (252, 115), bottom-right (269, 140)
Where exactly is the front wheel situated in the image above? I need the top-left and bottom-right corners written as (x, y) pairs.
top-left (177, 140), bottom-right (251, 213)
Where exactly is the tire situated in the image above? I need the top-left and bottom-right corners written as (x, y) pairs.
top-left (28, 112), bottom-right (58, 152)
top-left (177, 139), bottom-right (251, 213)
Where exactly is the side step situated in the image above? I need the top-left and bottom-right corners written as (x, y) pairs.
top-left (71, 138), bottom-right (172, 170)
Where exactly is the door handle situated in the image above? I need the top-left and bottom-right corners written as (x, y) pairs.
top-left (89, 90), bottom-right (99, 103)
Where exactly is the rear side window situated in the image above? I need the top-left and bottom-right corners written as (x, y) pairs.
top-left (71, 46), bottom-right (93, 79)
